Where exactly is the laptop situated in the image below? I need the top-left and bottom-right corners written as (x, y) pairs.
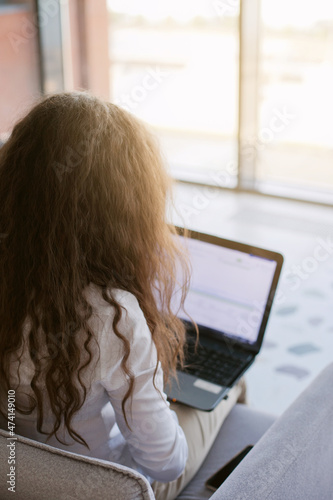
top-left (165, 228), bottom-right (283, 411)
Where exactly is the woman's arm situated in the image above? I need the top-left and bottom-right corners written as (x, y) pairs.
top-left (99, 290), bottom-right (188, 482)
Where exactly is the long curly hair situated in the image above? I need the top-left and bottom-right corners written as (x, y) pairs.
top-left (0, 92), bottom-right (190, 447)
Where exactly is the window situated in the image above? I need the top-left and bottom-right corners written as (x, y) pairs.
top-left (257, 0), bottom-right (333, 203)
top-left (108, 0), bottom-right (333, 204)
top-left (3, 1), bottom-right (331, 204)
top-left (108, 0), bottom-right (240, 187)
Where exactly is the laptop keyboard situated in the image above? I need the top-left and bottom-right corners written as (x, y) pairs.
top-left (182, 343), bottom-right (247, 386)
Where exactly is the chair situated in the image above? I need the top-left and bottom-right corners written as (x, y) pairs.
top-left (1, 363), bottom-right (332, 499)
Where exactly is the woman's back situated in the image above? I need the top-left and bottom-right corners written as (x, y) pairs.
top-left (2, 284), bottom-right (187, 480)
top-left (0, 92), bottom-right (190, 483)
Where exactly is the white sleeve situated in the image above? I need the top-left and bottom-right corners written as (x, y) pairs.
top-left (99, 291), bottom-right (188, 482)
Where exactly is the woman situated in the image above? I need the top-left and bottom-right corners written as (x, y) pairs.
top-left (0, 92), bottom-right (243, 499)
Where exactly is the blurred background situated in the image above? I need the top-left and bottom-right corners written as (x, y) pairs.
top-left (1, 0), bottom-right (333, 414)
top-left (2, 0), bottom-right (333, 201)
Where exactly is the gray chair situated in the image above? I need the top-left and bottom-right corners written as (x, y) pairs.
top-left (1, 363), bottom-right (332, 499)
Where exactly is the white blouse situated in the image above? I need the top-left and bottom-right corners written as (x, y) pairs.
top-left (2, 285), bottom-right (188, 483)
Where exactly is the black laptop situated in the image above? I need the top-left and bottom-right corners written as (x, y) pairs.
top-left (165, 228), bottom-right (283, 411)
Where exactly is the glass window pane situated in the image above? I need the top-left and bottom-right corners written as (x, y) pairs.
top-left (257, 0), bottom-right (333, 201)
top-left (108, 0), bottom-right (239, 187)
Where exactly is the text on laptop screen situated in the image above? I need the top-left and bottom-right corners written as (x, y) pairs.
top-left (176, 236), bottom-right (277, 345)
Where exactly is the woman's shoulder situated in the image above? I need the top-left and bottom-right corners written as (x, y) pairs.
top-left (84, 284), bottom-right (156, 380)
top-left (85, 282), bottom-right (141, 311)
top-left (84, 283), bottom-right (147, 335)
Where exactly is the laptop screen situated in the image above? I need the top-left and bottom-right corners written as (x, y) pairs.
top-left (176, 235), bottom-right (278, 346)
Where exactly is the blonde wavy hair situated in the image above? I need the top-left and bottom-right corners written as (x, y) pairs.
top-left (0, 92), bottom-right (190, 447)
